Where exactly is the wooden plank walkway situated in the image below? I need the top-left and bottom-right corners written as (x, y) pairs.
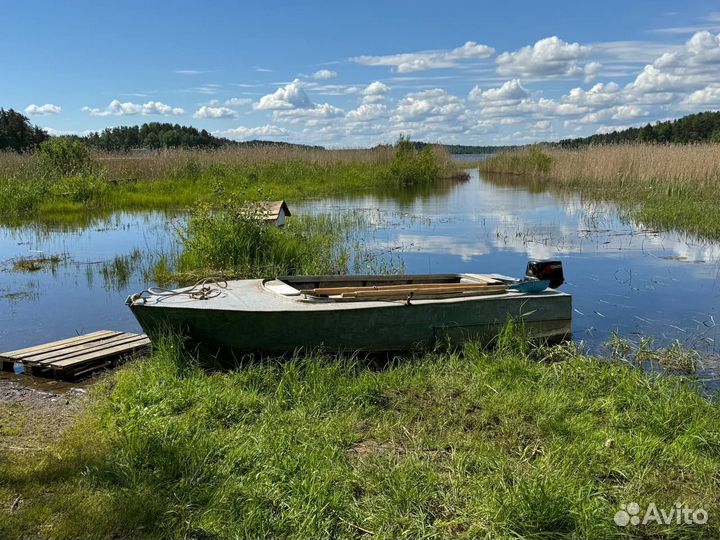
top-left (0, 330), bottom-right (150, 380)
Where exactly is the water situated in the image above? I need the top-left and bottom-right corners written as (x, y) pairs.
top-left (2, 169), bottom-right (719, 375)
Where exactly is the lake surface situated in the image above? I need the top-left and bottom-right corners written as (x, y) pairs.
top-left (2, 168), bottom-right (719, 379)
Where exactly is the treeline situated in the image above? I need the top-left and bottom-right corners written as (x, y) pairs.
top-left (0, 109), bottom-right (48, 151)
top-left (556, 111), bottom-right (720, 147)
top-left (79, 123), bottom-right (324, 151)
top-left (0, 110), bottom-right (324, 152)
top-left (375, 141), bottom-right (514, 155)
top-left (436, 144), bottom-right (518, 154)
top-left (83, 123), bottom-right (221, 150)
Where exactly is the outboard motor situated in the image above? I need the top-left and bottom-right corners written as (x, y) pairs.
top-left (525, 260), bottom-right (564, 289)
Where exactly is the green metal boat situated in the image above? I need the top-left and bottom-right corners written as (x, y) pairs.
top-left (127, 268), bottom-right (572, 353)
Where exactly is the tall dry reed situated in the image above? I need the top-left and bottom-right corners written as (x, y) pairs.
top-left (481, 144), bottom-right (720, 189)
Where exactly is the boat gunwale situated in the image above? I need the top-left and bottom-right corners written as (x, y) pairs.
top-left (130, 277), bottom-right (570, 314)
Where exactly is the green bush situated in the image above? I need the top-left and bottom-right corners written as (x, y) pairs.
top-left (35, 138), bottom-right (97, 178)
top-left (0, 177), bottom-right (49, 214)
top-left (386, 137), bottom-right (441, 187)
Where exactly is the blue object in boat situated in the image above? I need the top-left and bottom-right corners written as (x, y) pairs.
top-left (510, 279), bottom-right (550, 293)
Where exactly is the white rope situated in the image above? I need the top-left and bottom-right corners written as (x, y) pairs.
top-left (126, 277), bottom-right (228, 304)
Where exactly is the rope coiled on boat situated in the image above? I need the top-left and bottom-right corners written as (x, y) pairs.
top-left (125, 277), bottom-right (228, 305)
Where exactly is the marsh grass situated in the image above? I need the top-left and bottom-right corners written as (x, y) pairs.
top-left (605, 334), bottom-right (701, 374)
top-left (0, 144), bottom-right (461, 221)
top-left (11, 254), bottom-right (67, 273)
top-left (159, 197), bottom-right (379, 283)
top-left (1, 333), bottom-right (719, 539)
top-left (480, 144), bottom-right (720, 239)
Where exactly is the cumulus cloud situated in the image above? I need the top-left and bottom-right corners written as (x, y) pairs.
top-left (682, 85), bottom-right (720, 106)
top-left (346, 103), bottom-right (387, 122)
top-left (468, 79), bottom-right (529, 102)
top-left (193, 106), bottom-right (237, 119)
top-left (575, 105), bottom-right (647, 124)
top-left (253, 79), bottom-right (347, 123)
top-left (363, 81), bottom-right (390, 96)
top-left (392, 89), bottom-right (465, 123)
top-left (352, 41), bottom-right (494, 73)
top-left (274, 103), bottom-right (345, 121)
top-left (254, 80), bottom-right (313, 110)
top-left (214, 124), bottom-right (288, 140)
top-left (83, 99), bottom-right (184, 116)
top-left (24, 103), bottom-right (62, 115)
top-left (311, 69), bottom-right (337, 79)
top-left (583, 61), bottom-right (602, 82)
top-left (496, 36), bottom-right (592, 78)
top-left (622, 31), bottom-right (720, 100)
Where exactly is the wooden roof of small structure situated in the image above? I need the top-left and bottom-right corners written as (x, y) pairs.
top-left (258, 200), bottom-right (291, 221)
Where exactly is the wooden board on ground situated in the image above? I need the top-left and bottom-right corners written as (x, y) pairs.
top-left (0, 331), bottom-right (150, 380)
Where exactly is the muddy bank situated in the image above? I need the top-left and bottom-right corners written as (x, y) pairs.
top-left (0, 374), bottom-right (90, 455)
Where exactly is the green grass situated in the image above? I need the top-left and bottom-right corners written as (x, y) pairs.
top-left (1, 335), bottom-right (719, 539)
top-left (0, 143), bottom-right (464, 224)
top-left (151, 197), bottom-right (378, 284)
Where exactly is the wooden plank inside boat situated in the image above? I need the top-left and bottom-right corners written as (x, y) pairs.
top-left (301, 282), bottom-right (507, 297)
top-left (0, 331), bottom-right (150, 380)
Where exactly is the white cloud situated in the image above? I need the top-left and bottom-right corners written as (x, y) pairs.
top-left (468, 79), bottom-right (528, 102)
top-left (274, 103), bottom-right (345, 121)
top-left (346, 103), bottom-right (387, 122)
top-left (496, 36), bottom-right (591, 78)
top-left (583, 61), bottom-right (602, 82)
top-left (311, 69), bottom-right (337, 79)
top-left (626, 31), bottom-right (720, 96)
top-left (352, 41), bottom-right (495, 73)
top-left (82, 99), bottom-right (184, 117)
top-left (225, 97), bottom-right (253, 106)
top-left (576, 105), bottom-right (647, 125)
top-left (682, 85), bottom-right (720, 106)
top-left (214, 124), bottom-right (288, 140)
top-left (193, 106), bottom-right (237, 119)
top-left (563, 82), bottom-right (622, 108)
top-left (254, 79), bottom-right (313, 110)
top-left (392, 88), bottom-right (465, 123)
top-left (363, 81), bottom-right (390, 96)
top-left (24, 103), bottom-right (62, 116)
top-left (175, 69), bottom-right (206, 75)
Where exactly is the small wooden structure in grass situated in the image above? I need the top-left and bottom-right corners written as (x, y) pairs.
top-left (257, 200), bottom-right (292, 227)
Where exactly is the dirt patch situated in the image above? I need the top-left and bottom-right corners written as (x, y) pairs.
top-left (348, 439), bottom-right (396, 461)
top-left (0, 374), bottom-right (90, 455)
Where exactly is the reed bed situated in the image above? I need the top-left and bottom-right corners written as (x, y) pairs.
top-left (0, 144), bottom-right (460, 221)
top-left (480, 144), bottom-right (720, 239)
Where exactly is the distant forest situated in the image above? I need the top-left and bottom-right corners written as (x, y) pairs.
top-left (79, 123), bottom-right (323, 151)
top-left (555, 111), bottom-right (720, 147)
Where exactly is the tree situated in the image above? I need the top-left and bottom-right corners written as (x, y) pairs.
top-left (0, 108), bottom-right (48, 152)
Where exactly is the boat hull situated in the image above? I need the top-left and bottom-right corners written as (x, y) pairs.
top-left (129, 279), bottom-right (572, 353)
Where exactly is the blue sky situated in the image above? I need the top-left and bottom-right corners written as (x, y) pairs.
top-left (3, 0), bottom-right (720, 146)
